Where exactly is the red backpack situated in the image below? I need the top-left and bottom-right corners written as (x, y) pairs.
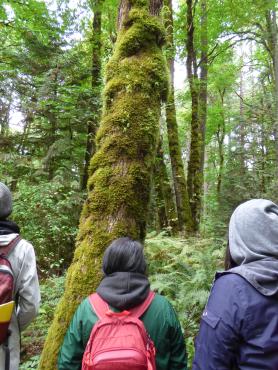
top-left (82, 291), bottom-right (156, 370)
top-left (0, 235), bottom-right (21, 344)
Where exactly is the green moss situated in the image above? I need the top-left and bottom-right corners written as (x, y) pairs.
top-left (166, 87), bottom-right (193, 233)
top-left (39, 1), bottom-right (168, 368)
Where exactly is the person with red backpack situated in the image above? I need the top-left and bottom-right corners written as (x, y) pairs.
top-left (58, 237), bottom-right (187, 370)
top-left (0, 182), bottom-right (40, 370)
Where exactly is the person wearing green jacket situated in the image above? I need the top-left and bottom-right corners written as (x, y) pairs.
top-left (58, 237), bottom-right (187, 370)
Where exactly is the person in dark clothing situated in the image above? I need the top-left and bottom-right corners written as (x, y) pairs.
top-left (192, 199), bottom-right (278, 370)
top-left (58, 237), bottom-right (187, 370)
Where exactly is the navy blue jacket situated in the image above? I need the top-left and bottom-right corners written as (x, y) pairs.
top-left (192, 273), bottom-right (278, 370)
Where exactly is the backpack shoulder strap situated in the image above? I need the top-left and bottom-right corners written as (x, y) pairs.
top-left (89, 290), bottom-right (155, 320)
top-left (89, 293), bottom-right (109, 320)
top-left (129, 290), bottom-right (155, 319)
top-left (0, 235), bottom-right (21, 257)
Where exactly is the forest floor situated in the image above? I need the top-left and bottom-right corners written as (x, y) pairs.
top-left (19, 234), bottom-right (224, 369)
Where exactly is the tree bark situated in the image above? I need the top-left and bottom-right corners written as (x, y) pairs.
top-left (164, 0), bottom-right (193, 233)
top-left (216, 90), bottom-right (226, 196)
top-left (38, 0), bottom-right (168, 368)
top-left (186, 0), bottom-right (202, 232)
top-left (239, 68), bottom-right (245, 176)
top-left (82, 0), bottom-right (103, 190)
top-left (154, 137), bottom-right (178, 232)
top-left (268, 10), bottom-right (278, 178)
top-left (198, 0), bottom-right (208, 186)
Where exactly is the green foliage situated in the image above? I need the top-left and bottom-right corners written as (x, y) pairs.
top-left (20, 275), bottom-right (65, 369)
top-left (12, 180), bottom-right (84, 274)
top-left (145, 233), bottom-right (225, 366)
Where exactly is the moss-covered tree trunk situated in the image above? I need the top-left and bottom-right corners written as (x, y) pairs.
top-left (239, 68), bottom-right (246, 177)
top-left (186, 0), bottom-right (201, 232)
top-left (186, 0), bottom-right (207, 232)
top-left (154, 137), bottom-right (178, 232)
top-left (164, 0), bottom-right (193, 233)
top-left (266, 9), bottom-right (278, 179)
top-left (198, 0), bottom-right (208, 191)
top-left (82, 0), bottom-right (103, 190)
top-left (216, 90), bottom-right (226, 197)
top-left (38, 0), bottom-right (168, 368)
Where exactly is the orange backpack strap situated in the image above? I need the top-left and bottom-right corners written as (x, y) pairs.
top-left (89, 293), bottom-right (109, 320)
top-left (129, 291), bottom-right (155, 318)
top-left (89, 291), bottom-right (155, 319)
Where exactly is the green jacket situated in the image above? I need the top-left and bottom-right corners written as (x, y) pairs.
top-left (58, 293), bottom-right (187, 370)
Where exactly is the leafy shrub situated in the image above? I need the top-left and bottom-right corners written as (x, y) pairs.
top-left (12, 180), bottom-right (85, 275)
top-left (20, 275), bottom-right (65, 368)
top-left (145, 233), bottom-right (225, 366)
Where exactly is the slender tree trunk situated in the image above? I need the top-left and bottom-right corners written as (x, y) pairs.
top-left (269, 10), bottom-right (278, 177)
top-left (199, 0), bottom-right (208, 183)
top-left (216, 90), bottom-right (226, 196)
top-left (82, 0), bottom-right (103, 190)
top-left (154, 137), bottom-right (178, 232)
top-left (239, 68), bottom-right (245, 176)
top-left (39, 0), bottom-right (168, 368)
top-left (186, 0), bottom-right (202, 232)
top-left (0, 99), bottom-right (11, 136)
top-left (164, 0), bottom-right (193, 233)
top-left (43, 67), bottom-right (59, 180)
top-left (259, 125), bottom-right (266, 193)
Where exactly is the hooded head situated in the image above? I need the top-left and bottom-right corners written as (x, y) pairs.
top-left (229, 199), bottom-right (278, 266)
top-left (102, 237), bottom-right (147, 275)
top-left (0, 183), bottom-right (12, 220)
top-left (97, 237), bottom-right (149, 309)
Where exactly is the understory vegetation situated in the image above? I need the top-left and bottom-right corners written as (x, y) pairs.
top-left (20, 234), bottom-right (224, 369)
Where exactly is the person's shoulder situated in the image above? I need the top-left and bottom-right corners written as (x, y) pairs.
top-left (150, 293), bottom-right (175, 312)
top-left (209, 273), bottom-right (251, 314)
top-left (152, 292), bottom-right (170, 303)
top-left (214, 272), bottom-right (253, 293)
top-left (73, 296), bottom-right (99, 323)
top-left (16, 237), bottom-right (36, 256)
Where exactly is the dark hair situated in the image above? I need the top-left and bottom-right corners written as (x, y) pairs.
top-left (102, 237), bottom-right (147, 275)
top-left (224, 241), bottom-right (238, 270)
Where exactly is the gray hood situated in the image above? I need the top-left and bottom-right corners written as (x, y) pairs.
top-left (97, 272), bottom-right (150, 310)
top-left (0, 182), bottom-right (12, 219)
top-left (229, 199), bottom-right (278, 296)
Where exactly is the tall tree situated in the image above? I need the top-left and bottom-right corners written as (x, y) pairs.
top-left (153, 137), bottom-right (178, 231)
top-left (198, 0), bottom-right (208, 179)
top-left (164, 0), bottom-right (193, 233)
top-left (38, 0), bottom-right (168, 367)
top-left (266, 9), bottom-right (278, 178)
top-left (82, 0), bottom-right (103, 189)
top-left (186, 0), bottom-right (203, 232)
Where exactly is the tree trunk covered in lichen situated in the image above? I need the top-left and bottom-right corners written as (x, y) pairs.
top-left (164, 0), bottom-right (193, 233)
top-left (82, 0), bottom-right (103, 190)
top-left (39, 0), bottom-right (168, 368)
top-left (154, 137), bottom-right (178, 232)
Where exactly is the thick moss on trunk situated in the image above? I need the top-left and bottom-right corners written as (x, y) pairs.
top-left (39, 1), bottom-right (168, 369)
